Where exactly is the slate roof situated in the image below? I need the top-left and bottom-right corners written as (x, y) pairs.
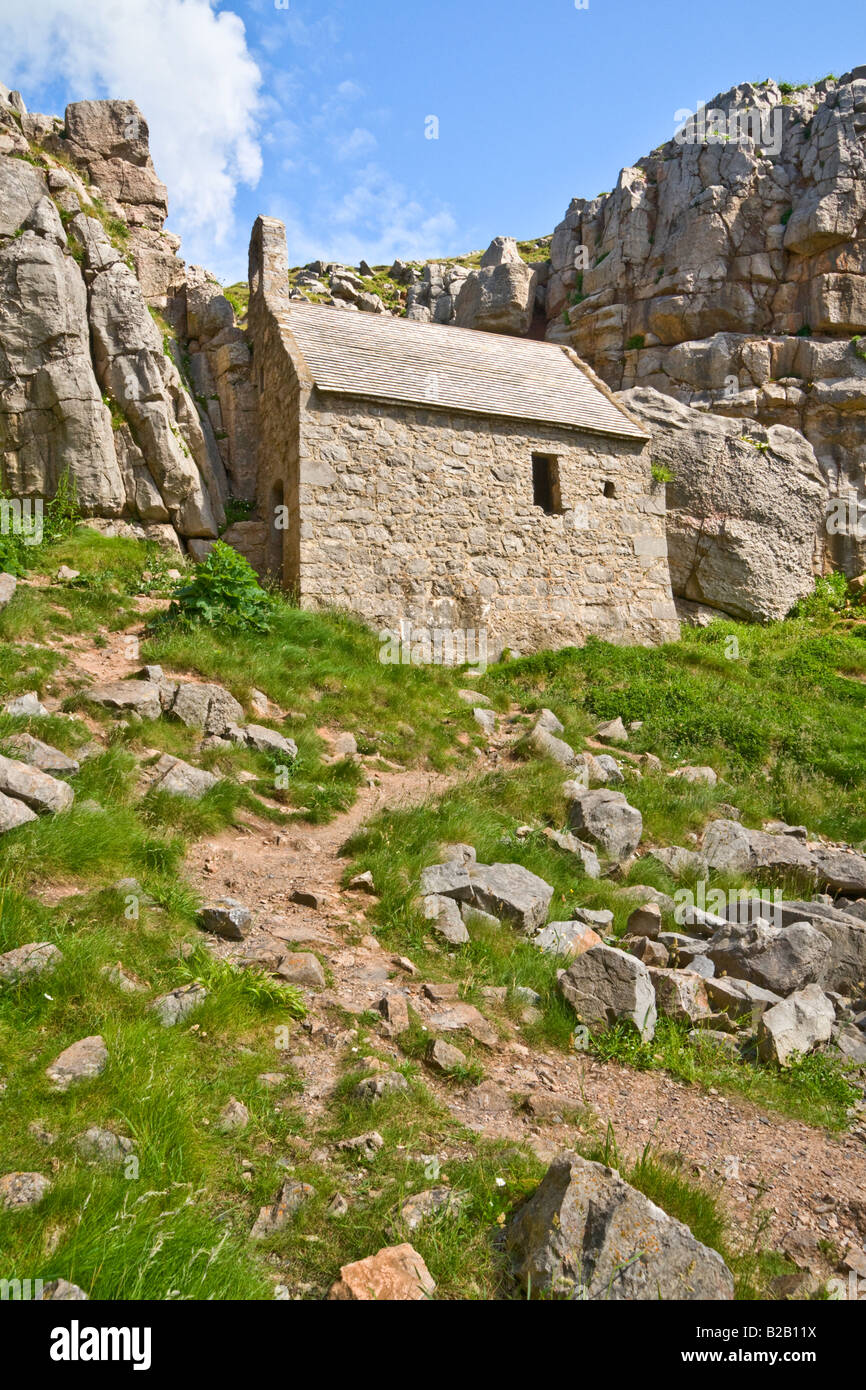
top-left (279, 301), bottom-right (647, 440)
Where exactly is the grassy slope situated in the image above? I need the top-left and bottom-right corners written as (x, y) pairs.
top-left (0, 530), bottom-right (862, 1298)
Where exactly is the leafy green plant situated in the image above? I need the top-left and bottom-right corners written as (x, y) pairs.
top-left (626, 334), bottom-right (646, 351)
top-left (789, 572), bottom-right (850, 621)
top-left (158, 541), bottom-right (273, 634)
top-left (651, 463), bottom-right (674, 483)
top-left (851, 336), bottom-right (866, 363)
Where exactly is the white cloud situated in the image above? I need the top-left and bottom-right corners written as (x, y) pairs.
top-left (0, 0), bottom-right (263, 245)
top-left (272, 163), bottom-right (460, 268)
top-left (332, 127), bottom-right (377, 161)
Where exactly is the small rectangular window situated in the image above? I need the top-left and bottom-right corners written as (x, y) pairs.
top-left (532, 455), bottom-right (562, 514)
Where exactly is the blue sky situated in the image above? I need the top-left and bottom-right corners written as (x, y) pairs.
top-left (1, 0), bottom-right (863, 283)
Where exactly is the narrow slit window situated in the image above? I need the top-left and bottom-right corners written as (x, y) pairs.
top-left (532, 455), bottom-right (562, 514)
top-left (603, 480), bottom-right (616, 498)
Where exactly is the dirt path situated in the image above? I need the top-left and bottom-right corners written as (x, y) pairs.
top-left (183, 759), bottom-right (866, 1277)
top-left (47, 615), bottom-right (866, 1277)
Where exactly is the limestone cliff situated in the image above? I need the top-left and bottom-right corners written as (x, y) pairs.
top-left (0, 82), bottom-right (256, 551)
top-left (546, 66), bottom-right (866, 576)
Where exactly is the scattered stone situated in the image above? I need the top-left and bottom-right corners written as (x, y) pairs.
top-left (36, 1279), bottom-right (88, 1300)
top-left (626, 903), bottom-right (662, 939)
top-left (705, 919), bottom-right (831, 994)
top-left (46, 1035), bottom-right (107, 1090)
top-left (290, 886), bottom-right (328, 910)
top-left (377, 992), bottom-right (409, 1032)
top-left (757, 984), bottom-right (835, 1066)
top-left (100, 961), bottom-right (148, 993)
top-left (147, 753), bottom-right (218, 799)
top-left (689, 1028), bottom-right (741, 1057)
top-left (394, 1186), bottom-right (470, 1233)
top-left (423, 893), bottom-right (470, 945)
top-left (275, 953), bottom-right (326, 989)
top-left (354, 1071), bottom-right (411, 1101)
top-left (595, 717), bottom-right (628, 745)
top-left (4, 691), bottom-right (48, 717)
top-left (542, 828), bottom-right (601, 878)
top-left (0, 753), bottom-right (74, 813)
top-left (534, 921), bottom-right (601, 959)
top-left (347, 871), bottom-right (376, 894)
top-left (328, 1243), bottom-right (436, 1301)
top-left (87, 680), bottom-right (162, 721)
top-left (559, 944), bottom-right (656, 1040)
top-left (336, 1131), bottom-right (384, 1159)
top-left (198, 897), bottom-right (251, 941)
top-left (244, 724), bottom-right (298, 757)
top-left (427, 1038), bottom-right (467, 1072)
top-left (74, 1126), bottom-right (134, 1164)
top-left (528, 724), bottom-right (577, 768)
top-left (217, 1098), bottom-right (250, 1132)
top-left (440, 842), bottom-right (476, 865)
top-left (0, 941), bottom-right (62, 984)
top-left (250, 1179), bottom-right (315, 1239)
top-left (647, 845), bottom-right (708, 878)
top-left (473, 707), bottom-right (495, 735)
top-left (427, 1002), bottom-right (498, 1047)
top-left (0, 572), bottom-right (17, 609)
top-left (56, 565), bottom-right (80, 581)
top-left (564, 786), bottom-right (642, 861)
top-left (506, 1151), bottom-right (734, 1299)
top-left (422, 981), bottom-right (459, 1002)
top-left (148, 983), bottom-right (207, 1026)
top-left (4, 734), bottom-right (79, 775)
top-left (669, 765), bottom-right (718, 786)
top-left (0, 1171), bottom-right (51, 1209)
top-left (534, 708), bottom-right (565, 735)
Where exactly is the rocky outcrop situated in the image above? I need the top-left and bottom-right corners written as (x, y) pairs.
top-left (0, 82), bottom-right (252, 550)
top-left (622, 387), bottom-right (826, 619)
top-left (546, 68), bottom-right (866, 575)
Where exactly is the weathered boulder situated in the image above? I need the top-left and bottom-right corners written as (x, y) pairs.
top-left (757, 984), bottom-right (835, 1065)
top-left (46, 1035), bottom-right (107, 1090)
top-left (147, 754), bottom-right (218, 799)
top-left (198, 897), bottom-right (251, 941)
top-left (527, 724), bottom-right (578, 769)
top-left (621, 389), bottom-right (826, 621)
top-left (534, 921), bottom-right (602, 959)
top-left (0, 791), bottom-right (37, 835)
top-left (0, 1171), bottom-right (52, 1209)
top-left (564, 786), bottom-right (642, 861)
top-left (705, 975), bottom-right (782, 1020)
top-left (0, 941), bottom-right (62, 984)
top-left (87, 680), bottom-right (162, 720)
top-left (0, 753), bottom-right (74, 814)
top-left (506, 1152), bottom-right (734, 1299)
top-left (422, 893), bottom-right (470, 945)
top-left (148, 983), bottom-right (207, 1026)
top-left (4, 734), bottom-right (79, 775)
top-left (705, 918), bottom-right (831, 994)
top-left (455, 257), bottom-right (539, 335)
top-left (559, 943), bottom-right (656, 1039)
top-left (648, 967), bottom-right (712, 1023)
top-left (426, 1002), bottom-right (498, 1047)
